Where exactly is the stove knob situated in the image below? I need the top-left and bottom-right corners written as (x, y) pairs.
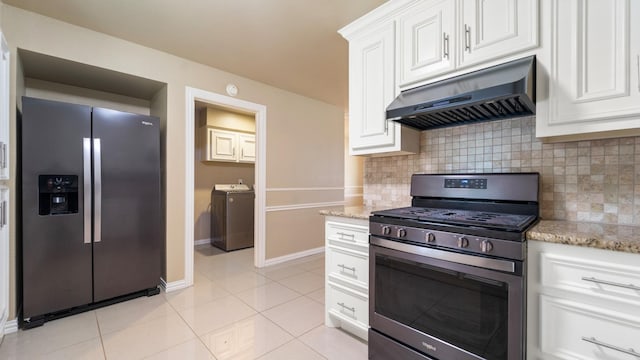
top-left (397, 228), bottom-right (407, 238)
top-left (481, 240), bottom-right (494, 253)
top-left (457, 237), bottom-right (469, 248)
top-left (425, 232), bottom-right (435, 243)
top-left (381, 226), bottom-right (391, 235)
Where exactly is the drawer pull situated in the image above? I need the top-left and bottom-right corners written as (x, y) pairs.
top-left (582, 337), bottom-right (640, 357)
top-left (338, 264), bottom-right (356, 274)
top-left (337, 302), bottom-right (356, 313)
top-left (581, 276), bottom-right (640, 291)
top-left (336, 232), bottom-right (356, 241)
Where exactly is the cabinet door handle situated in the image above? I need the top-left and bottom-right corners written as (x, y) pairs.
top-left (582, 337), bottom-right (640, 357)
top-left (581, 276), bottom-right (640, 291)
top-left (1, 200), bottom-right (6, 228)
top-left (443, 33), bottom-right (449, 59)
top-left (637, 54), bottom-right (639, 92)
top-left (337, 302), bottom-right (356, 313)
top-left (464, 25), bottom-right (471, 52)
top-left (336, 232), bottom-right (355, 241)
top-left (338, 264), bottom-right (356, 273)
top-left (0, 141), bottom-right (4, 169)
top-left (233, 147), bottom-right (236, 157)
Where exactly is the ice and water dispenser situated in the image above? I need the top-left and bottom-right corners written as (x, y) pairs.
top-left (38, 175), bottom-right (79, 215)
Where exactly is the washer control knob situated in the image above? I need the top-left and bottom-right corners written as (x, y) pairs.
top-left (457, 236), bottom-right (469, 248)
top-left (381, 226), bottom-right (391, 235)
top-left (481, 240), bottom-right (494, 253)
top-left (425, 232), bottom-right (435, 243)
top-left (397, 228), bottom-right (407, 238)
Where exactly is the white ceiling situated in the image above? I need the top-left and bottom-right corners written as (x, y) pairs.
top-left (4, 0), bottom-right (387, 108)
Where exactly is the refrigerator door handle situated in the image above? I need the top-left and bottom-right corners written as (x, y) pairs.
top-left (83, 138), bottom-right (92, 244)
top-left (94, 138), bottom-right (102, 243)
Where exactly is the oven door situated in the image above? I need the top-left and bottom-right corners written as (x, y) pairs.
top-left (370, 236), bottom-right (525, 360)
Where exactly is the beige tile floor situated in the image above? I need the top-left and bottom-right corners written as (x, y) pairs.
top-left (0, 245), bottom-right (367, 359)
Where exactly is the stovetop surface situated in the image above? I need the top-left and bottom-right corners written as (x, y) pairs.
top-left (372, 206), bottom-right (536, 232)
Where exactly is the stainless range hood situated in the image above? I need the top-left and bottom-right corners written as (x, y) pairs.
top-left (387, 56), bottom-right (535, 130)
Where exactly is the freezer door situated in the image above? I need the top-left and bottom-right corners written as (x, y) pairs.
top-left (92, 107), bottom-right (162, 302)
top-left (21, 97), bottom-right (93, 318)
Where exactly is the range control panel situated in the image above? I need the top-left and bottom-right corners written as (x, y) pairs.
top-left (444, 178), bottom-right (487, 189)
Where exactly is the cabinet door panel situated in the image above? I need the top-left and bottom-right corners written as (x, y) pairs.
top-left (398, 0), bottom-right (455, 86)
top-left (209, 129), bottom-right (237, 162)
top-left (540, 296), bottom-right (640, 360)
top-left (549, 0), bottom-right (639, 124)
top-left (0, 34), bottom-right (9, 180)
top-left (459, 0), bottom-right (538, 67)
top-left (238, 133), bottom-right (255, 163)
top-left (0, 186), bottom-right (7, 341)
top-left (349, 21), bottom-right (397, 151)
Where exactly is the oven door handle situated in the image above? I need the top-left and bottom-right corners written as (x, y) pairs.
top-left (370, 236), bottom-right (516, 273)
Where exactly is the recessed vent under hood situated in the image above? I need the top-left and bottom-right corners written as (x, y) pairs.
top-left (387, 56), bottom-right (535, 131)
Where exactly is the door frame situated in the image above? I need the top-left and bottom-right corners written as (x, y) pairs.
top-left (184, 87), bottom-right (266, 287)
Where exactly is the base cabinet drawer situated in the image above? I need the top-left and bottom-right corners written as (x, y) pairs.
top-left (540, 295), bottom-right (640, 360)
top-left (326, 221), bottom-right (368, 245)
top-left (540, 252), bottom-right (640, 306)
top-left (327, 282), bottom-right (368, 341)
top-left (327, 246), bottom-right (368, 290)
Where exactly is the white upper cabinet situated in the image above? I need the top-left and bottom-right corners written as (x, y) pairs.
top-left (397, 0), bottom-right (538, 88)
top-left (537, 0), bottom-right (640, 140)
top-left (202, 128), bottom-right (255, 163)
top-left (458, 0), bottom-right (538, 68)
top-left (0, 32), bottom-right (10, 180)
top-left (398, 0), bottom-right (456, 85)
top-left (237, 133), bottom-right (255, 163)
top-left (349, 22), bottom-right (400, 153)
top-left (340, 0), bottom-right (422, 157)
top-left (207, 129), bottom-right (237, 162)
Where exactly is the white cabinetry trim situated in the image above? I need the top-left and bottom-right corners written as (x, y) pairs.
top-left (160, 277), bottom-right (188, 293)
top-left (4, 319), bottom-right (17, 334)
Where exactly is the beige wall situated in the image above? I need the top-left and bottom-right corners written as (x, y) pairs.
top-left (194, 107), bottom-right (255, 242)
top-left (3, 5), bottom-right (344, 319)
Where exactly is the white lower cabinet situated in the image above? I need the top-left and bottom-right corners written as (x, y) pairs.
top-left (539, 296), bottom-right (640, 359)
top-left (0, 185), bottom-right (9, 342)
top-left (324, 216), bottom-right (369, 341)
top-left (528, 241), bottom-right (640, 360)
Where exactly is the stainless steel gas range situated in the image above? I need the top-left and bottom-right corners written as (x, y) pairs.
top-left (368, 173), bottom-right (539, 360)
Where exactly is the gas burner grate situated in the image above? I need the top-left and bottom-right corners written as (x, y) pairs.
top-left (372, 207), bottom-right (536, 232)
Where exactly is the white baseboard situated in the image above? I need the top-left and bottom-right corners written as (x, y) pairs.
top-left (194, 238), bottom-right (210, 246)
top-left (160, 278), bottom-right (188, 293)
top-left (264, 246), bottom-right (325, 267)
top-left (4, 319), bottom-right (18, 334)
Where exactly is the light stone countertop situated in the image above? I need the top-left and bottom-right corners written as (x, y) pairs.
top-left (526, 220), bottom-right (640, 254)
top-left (320, 208), bottom-right (640, 254)
top-left (318, 206), bottom-right (379, 220)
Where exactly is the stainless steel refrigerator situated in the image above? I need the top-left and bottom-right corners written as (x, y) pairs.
top-left (20, 97), bottom-right (162, 327)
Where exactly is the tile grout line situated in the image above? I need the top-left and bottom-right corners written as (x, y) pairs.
top-left (94, 311), bottom-right (108, 360)
top-left (163, 290), bottom-right (220, 359)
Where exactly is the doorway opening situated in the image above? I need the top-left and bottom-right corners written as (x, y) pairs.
top-left (184, 87), bottom-right (266, 288)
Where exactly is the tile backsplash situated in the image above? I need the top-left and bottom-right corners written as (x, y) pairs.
top-left (363, 116), bottom-right (640, 225)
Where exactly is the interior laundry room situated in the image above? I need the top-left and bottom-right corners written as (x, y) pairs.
top-left (193, 102), bottom-right (256, 251)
